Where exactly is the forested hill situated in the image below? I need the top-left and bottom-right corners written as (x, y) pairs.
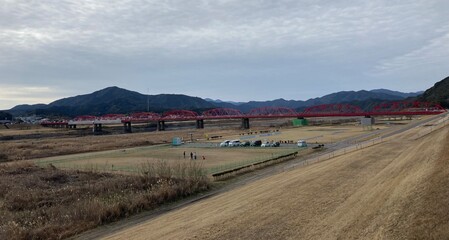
top-left (6, 84), bottom-right (431, 117)
top-left (419, 76), bottom-right (449, 108)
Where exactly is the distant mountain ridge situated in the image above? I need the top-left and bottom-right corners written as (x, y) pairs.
top-left (204, 98), bottom-right (245, 106)
top-left (211, 89), bottom-right (417, 112)
top-left (9, 87), bottom-right (216, 117)
top-left (7, 86), bottom-right (427, 117)
top-left (370, 89), bottom-right (423, 98)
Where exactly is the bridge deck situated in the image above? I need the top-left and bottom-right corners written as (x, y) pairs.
top-left (41, 110), bottom-right (446, 126)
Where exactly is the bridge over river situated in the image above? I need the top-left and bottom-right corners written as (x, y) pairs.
top-left (41, 101), bottom-right (446, 133)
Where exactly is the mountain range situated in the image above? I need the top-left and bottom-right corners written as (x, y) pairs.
top-left (6, 85), bottom-right (427, 117)
top-left (217, 89), bottom-right (423, 113)
top-left (9, 87), bottom-right (215, 117)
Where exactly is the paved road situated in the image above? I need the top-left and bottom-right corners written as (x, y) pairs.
top-left (74, 113), bottom-right (448, 240)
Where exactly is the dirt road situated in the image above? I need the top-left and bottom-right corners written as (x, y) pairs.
top-left (96, 115), bottom-right (449, 239)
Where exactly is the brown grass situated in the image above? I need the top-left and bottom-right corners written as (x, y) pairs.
top-left (0, 128), bottom-right (206, 161)
top-left (0, 161), bottom-right (210, 240)
top-left (35, 145), bottom-right (297, 175)
top-left (402, 128), bottom-right (449, 239)
top-left (0, 124), bottom-right (255, 161)
top-left (101, 121), bottom-right (449, 239)
top-left (0, 121), bottom-right (375, 162)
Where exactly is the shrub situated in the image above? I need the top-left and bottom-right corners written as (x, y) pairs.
top-left (0, 153), bottom-right (8, 162)
top-left (0, 162), bottom-right (210, 240)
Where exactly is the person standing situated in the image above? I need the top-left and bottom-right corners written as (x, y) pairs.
top-left (190, 152), bottom-right (193, 160)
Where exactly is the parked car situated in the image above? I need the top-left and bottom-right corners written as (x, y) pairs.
top-left (261, 141), bottom-right (271, 147)
top-left (251, 140), bottom-right (262, 147)
top-left (297, 140), bottom-right (307, 147)
top-left (228, 140), bottom-right (241, 147)
top-left (312, 144), bottom-right (324, 149)
top-left (220, 140), bottom-right (230, 147)
top-left (240, 141), bottom-right (251, 147)
top-left (271, 141), bottom-right (280, 147)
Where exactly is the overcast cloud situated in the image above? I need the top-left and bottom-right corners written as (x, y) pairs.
top-left (0, 0), bottom-right (448, 109)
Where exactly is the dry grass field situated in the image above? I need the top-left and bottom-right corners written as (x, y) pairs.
top-left (0, 161), bottom-right (209, 240)
top-left (222, 124), bottom-right (385, 144)
top-left (102, 122), bottom-right (449, 239)
top-left (30, 123), bottom-right (372, 175)
top-left (0, 121), bottom-right (372, 172)
top-left (0, 127), bottom-right (224, 161)
top-left (34, 145), bottom-right (303, 174)
top-left (0, 116), bottom-right (407, 162)
top-left (0, 125), bottom-right (62, 136)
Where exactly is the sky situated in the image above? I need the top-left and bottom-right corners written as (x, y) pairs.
top-left (1, 0), bottom-right (448, 110)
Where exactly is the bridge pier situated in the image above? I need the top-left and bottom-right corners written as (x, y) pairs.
top-left (196, 119), bottom-right (204, 129)
top-left (93, 124), bottom-right (102, 134)
top-left (241, 118), bottom-right (250, 129)
top-left (157, 121), bottom-right (166, 131)
top-left (123, 122), bottom-right (132, 133)
top-left (361, 116), bottom-right (375, 130)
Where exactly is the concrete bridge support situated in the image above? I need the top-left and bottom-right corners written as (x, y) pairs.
top-left (196, 119), bottom-right (204, 129)
top-left (361, 116), bottom-right (375, 130)
top-left (123, 122), bottom-right (132, 133)
top-left (241, 118), bottom-right (250, 129)
top-left (93, 124), bottom-right (102, 134)
top-left (157, 121), bottom-right (166, 131)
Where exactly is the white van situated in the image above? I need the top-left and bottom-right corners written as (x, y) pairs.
top-left (297, 140), bottom-right (307, 147)
top-left (220, 140), bottom-right (230, 147)
top-left (228, 140), bottom-right (241, 147)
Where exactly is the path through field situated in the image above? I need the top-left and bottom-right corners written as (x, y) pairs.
top-left (98, 116), bottom-right (449, 239)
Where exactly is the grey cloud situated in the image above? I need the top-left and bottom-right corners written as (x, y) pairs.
top-left (0, 0), bottom-right (448, 109)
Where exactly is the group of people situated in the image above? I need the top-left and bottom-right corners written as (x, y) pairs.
top-left (183, 151), bottom-right (205, 160)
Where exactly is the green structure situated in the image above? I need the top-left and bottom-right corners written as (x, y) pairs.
top-left (172, 137), bottom-right (182, 146)
top-left (293, 118), bottom-right (309, 127)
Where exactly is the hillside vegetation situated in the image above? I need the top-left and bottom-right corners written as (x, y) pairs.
top-left (0, 111), bottom-right (12, 120)
top-left (8, 86), bottom-right (422, 117)
top-left (419, 76), bottom-right (449, 108)
top-left (9, 87), bottom-right (215, 117)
